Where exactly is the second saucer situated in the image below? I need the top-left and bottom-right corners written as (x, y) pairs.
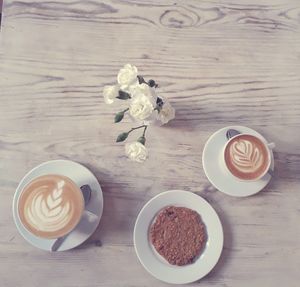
top-left (202, 126), bottom-right (274, 197)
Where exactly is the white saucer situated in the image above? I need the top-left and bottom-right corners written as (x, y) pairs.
top-left (202, 126), bottom-right (274, 197)
top-left (12, 160), bottom-right (103, 251)
top-left (134, 190), bottom-right (223, 284)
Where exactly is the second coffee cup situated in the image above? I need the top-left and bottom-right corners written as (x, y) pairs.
top-left (221, 133), bottom-right (274, 181)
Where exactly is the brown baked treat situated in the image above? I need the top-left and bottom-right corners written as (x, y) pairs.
top-left (150, 206), bottom-right (206, 266)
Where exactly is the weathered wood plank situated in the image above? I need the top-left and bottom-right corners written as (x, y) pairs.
top-left (0, 1), bottom-right (299, 286)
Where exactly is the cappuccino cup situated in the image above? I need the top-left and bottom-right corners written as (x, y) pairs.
top-left (221, 133), bottom-right (274, 181)
top-left (17, 174), bottom-right (85, 239)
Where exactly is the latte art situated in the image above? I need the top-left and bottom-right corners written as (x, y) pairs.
top-left (224, 134), bottom-right (270, 180)
top-left (26, 181), bottom-right (71, 232)
top-left (230, 140), bottom-right (263, 172)
top-left (18, 175), bottom-right (84, 239)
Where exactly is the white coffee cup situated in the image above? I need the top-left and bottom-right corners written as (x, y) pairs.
top-left (17, 174), bottom-right (86, 239)
top-left (220, 132), bottom-right (275, 182)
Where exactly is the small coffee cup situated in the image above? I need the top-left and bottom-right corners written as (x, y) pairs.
top-left (17, 174), bottom-right (85, 239)
top-left (221, 132), bottom-right (275, 181)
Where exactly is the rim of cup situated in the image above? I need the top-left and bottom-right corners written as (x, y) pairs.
top-left (17, 174), bottom-right (85, 239)
top-left (223, 133), bottom-right (273, 182)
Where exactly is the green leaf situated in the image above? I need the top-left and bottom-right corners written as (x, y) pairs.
top-left (148, 79), bottom-right (155, 87)
top-left (137, 75), bottom-right (146, 84)
top-left (116, 132), bottom-right (129, 142)
top-left (137, 136), bottom-right (146, 145)
top-left (148, 79), bottom-right (158, 88)
top-left (155, 97), bottom-right (164, 113)
top-left (114, 111), bottom-right (124, 123)
top-left (117, 90), bottom-right (131, 100)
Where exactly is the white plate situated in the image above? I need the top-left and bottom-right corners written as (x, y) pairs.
top-left (134, 190), bottom-right (223, 284)
top-left (202, 126), bottom-right (274, 197)
top-left (12, 160), bottom-right (103, 251)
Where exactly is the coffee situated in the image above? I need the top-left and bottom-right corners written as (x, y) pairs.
top-left (18, 175), bottom-right (84, 239)
top-left (224, 134), bottom-right (270, 180)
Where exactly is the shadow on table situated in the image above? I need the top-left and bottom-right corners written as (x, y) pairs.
top-left (162, 101), bottom-right (205, 132)
top-left (73, 164), bottom-right (115, 249)
top-left (198, 189), bottom-right (233, 282)
top-left (74, 163), bottom-right (144, 250)
top-left (165, 99), bottom-right (235, 132)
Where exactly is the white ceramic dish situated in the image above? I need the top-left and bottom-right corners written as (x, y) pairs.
top-left (12, 159), bottom-right (103, 251)
top-left (134, 190), bottom-right (223, 284)
top-left (202, 126), bottom-right (274, 197)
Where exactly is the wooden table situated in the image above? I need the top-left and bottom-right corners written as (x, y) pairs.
top-left (0, 0), bottom-right (3, 26)
top-left (0, 1), bottom-right (299, 286)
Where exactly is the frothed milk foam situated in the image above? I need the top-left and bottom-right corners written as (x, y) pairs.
top-left (224, 134), bottom-right (270, 180)
top-left (18, 175), bottom-right (84, 239)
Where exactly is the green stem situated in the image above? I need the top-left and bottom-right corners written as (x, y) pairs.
top-left (142, 125), bottom-right (148, 137)
top-left (128, 125), bottom-right (147, 134)
top-left (122, 108), bottom-right (129, 113)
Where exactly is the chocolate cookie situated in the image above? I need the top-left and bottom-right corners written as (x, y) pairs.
top-left (150, 206), bottom-right (207, 266)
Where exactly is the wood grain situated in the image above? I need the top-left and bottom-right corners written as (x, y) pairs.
top-left (0, 0), bottom-right (300, 286)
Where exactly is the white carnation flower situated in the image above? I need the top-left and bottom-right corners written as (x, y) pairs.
top-left (130, 83), bottom-right (157, 101)
top-left (103, 85), bottom-right (119, 104)
top-left (125, 142), bottom-right (148, 163)
top-left (117, 64), bottom-right (138, 87)
top-left (157, 98), bottom-right (175, 125)
top-left (129, 84), bottom-right (156, 121)
top-left (129, 95), bottom-right (155, 121)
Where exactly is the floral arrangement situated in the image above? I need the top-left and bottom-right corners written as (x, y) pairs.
top-left (103, 64), bottom-right (175, 162)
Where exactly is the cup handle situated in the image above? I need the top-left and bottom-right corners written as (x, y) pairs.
top-left (80, 184), bottom-right (92, 203)
top-left (267, 142), bottom-right (275, 177)
top-left (80, 185), bottom-right (98, 218)
top-left (267, 142), bottom-right (275, 150)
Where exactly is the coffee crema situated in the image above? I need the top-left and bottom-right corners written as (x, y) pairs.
top-left (224, 134), bottom-right (270, 180)
top-left (18, 175), bottom-right (84, 239)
